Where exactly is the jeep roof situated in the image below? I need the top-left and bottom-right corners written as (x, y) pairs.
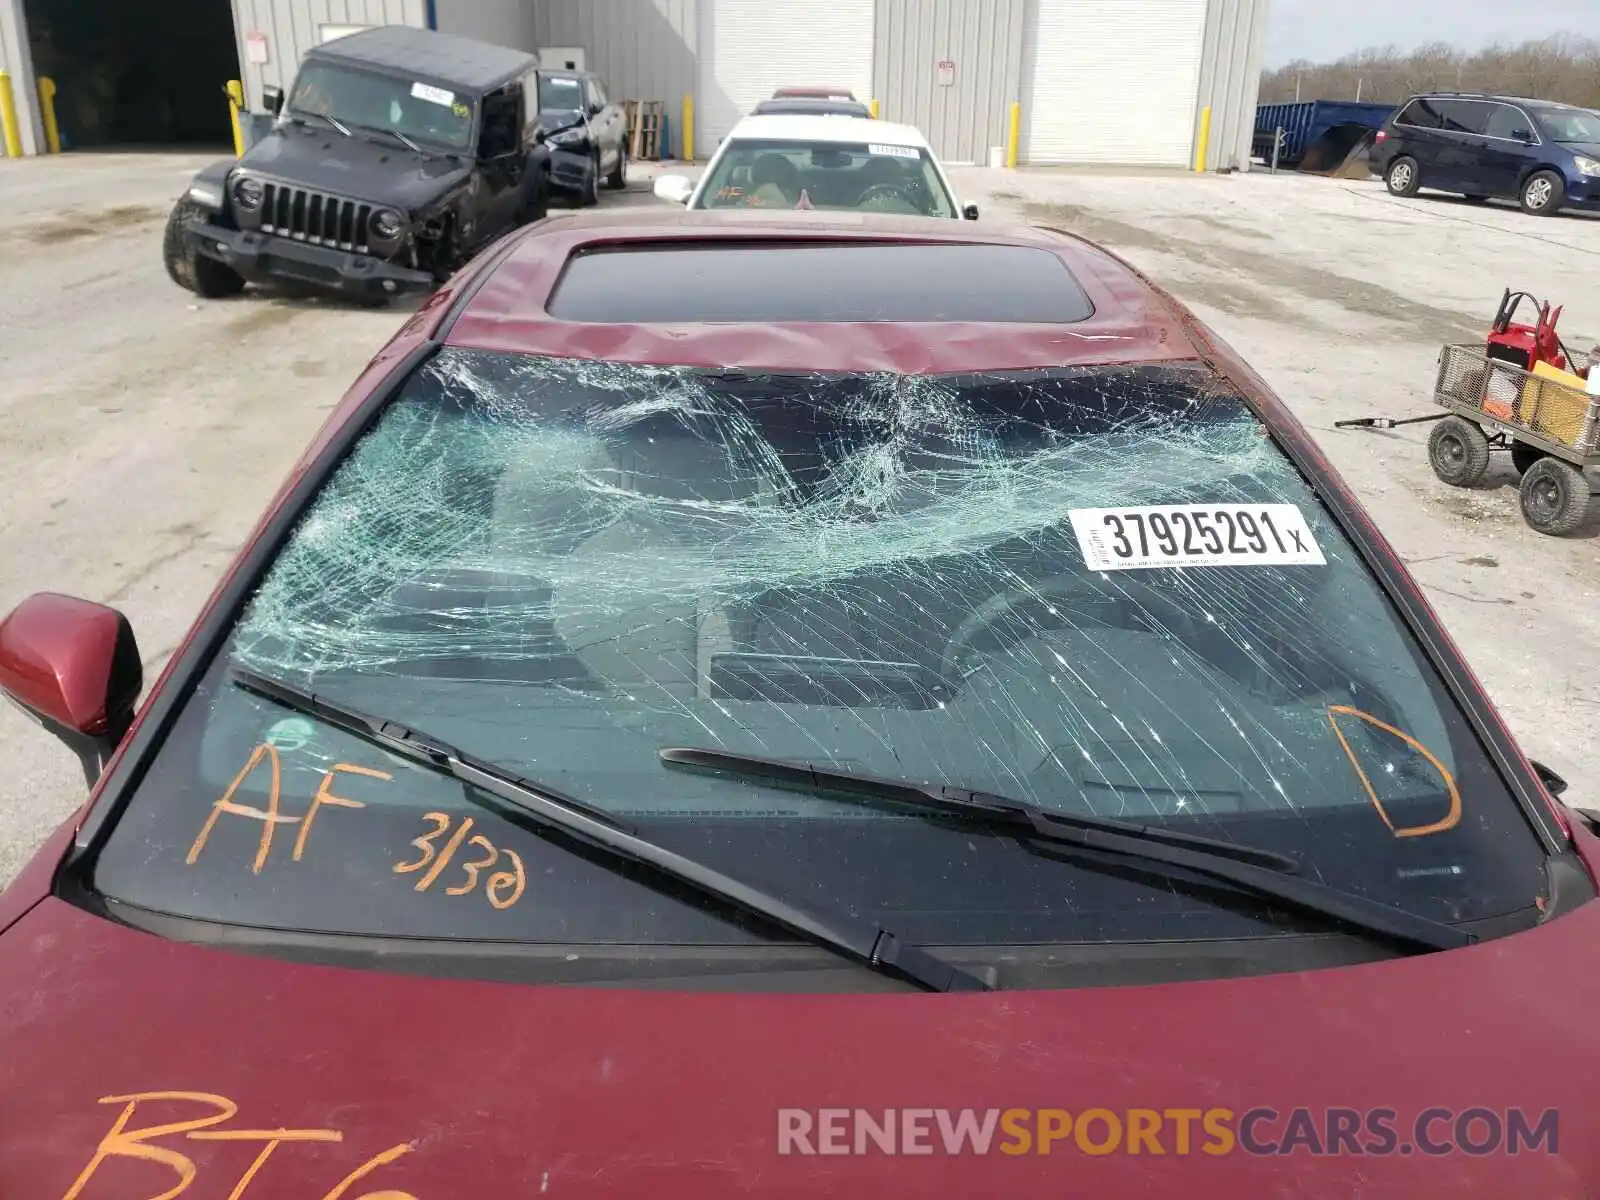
top-left (304, 24), bottom-right (540, 96)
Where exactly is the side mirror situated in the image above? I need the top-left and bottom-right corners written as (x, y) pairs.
top-left (587, 101), bottom-right (604, 117)
top-left (654, 174), bottom-right (694, 205)
top-left (962, 203), bottom-right (980, 220)
top-left (1514, 130), bottom-right (1535, 144)
top-left (0, 593), bottom-right (142, 788)
top-left (1530, 759), bottom-right (1569, 798)
top-left (263, 85), bottom-right (284, 117)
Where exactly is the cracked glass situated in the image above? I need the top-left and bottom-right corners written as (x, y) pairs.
top-left (92, 348), bottom-right (1550, 958)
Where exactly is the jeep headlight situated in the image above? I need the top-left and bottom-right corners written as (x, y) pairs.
top-left (1574, 155), bottom-right (1600, 178)
top-left (547, 126), bottom-right (586, 147)
top-left (370, 209), bottom-right (405, 239)
top-left (231, 176), bottom-right (264, 210)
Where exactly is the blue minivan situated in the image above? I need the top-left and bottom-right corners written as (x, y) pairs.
top-left (1371, 93), bottom-right (1600, 216)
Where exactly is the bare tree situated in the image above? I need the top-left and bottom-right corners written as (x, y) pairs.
top-left (1260, 36), bottom-right (1600, 108)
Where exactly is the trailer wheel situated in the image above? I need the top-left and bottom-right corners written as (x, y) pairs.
top-left (1510, 442), bottom-right (1541, 476)
top-left (1385, 156), bottom-right (1421, 197)
top-left (1519, 456), bottom-right (1589, 536)
top-left (1428, 416), bottom-right (1490, 487)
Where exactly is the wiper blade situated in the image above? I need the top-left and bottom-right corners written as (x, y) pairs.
top-left (230, 667), bottom-right (992, 993)
top-left (659, 747), bottom-right (1475, 955)
top-left (293, 111), bottom-right (352, 137)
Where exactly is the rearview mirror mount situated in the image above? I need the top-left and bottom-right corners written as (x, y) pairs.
top-left (0, 593), bottom-right (143, 788)
top-left (654, 174), bottom-right (694, 205)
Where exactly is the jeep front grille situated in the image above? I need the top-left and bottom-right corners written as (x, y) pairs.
top-left (260, 183), bottom-right (373, 253)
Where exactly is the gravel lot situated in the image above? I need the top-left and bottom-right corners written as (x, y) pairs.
top-left (3, 152), bottom-right (1599, 885)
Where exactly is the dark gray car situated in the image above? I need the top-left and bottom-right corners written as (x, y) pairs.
top-left (539, 69), bottom-right (629, 205)
top-left (164, 26), bottom-right (554, 303)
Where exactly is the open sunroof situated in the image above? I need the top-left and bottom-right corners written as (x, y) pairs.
top-left (546, 241), bottom-right (1097, 324)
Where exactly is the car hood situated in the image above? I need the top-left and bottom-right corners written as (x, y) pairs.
top-left (1556, 141), bottom-right (1600, 160)
top-left (541, 107), bottom-right (587, 135)
top-left (3, 891), bottom-right (1600, 1196)
top-left (239, 122), bottom-right (472, 213)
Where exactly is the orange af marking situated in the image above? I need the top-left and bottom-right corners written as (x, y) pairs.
top-left (186, 745), bottom-right (293, 873)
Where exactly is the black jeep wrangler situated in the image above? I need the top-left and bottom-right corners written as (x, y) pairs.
top-left (165, 25), bottom-right (553, 303)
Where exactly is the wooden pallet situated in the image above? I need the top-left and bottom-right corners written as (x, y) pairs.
top-left (624, 100), bottom-right (663, 160)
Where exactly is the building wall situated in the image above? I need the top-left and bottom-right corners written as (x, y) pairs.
top-left (435, 0), bottom-right (538, 53)
top-left (0, 0), bottom-right (42, 154)
top-left (230, 0), bottom-right (427, 110)
top-left (531, 0), bottom-right (696, 117)
top-left (1195, 0), bottom-right (1268, 171)
top-left (873, 0), bottom-right (1025, 165)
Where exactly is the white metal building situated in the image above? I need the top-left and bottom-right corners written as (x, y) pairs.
top-left (0, 0), bottom-right (1267, 170)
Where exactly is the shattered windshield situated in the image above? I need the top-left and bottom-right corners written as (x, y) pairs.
top-left (697, 138), bottom-right (956, 217)
top-left (288, 60), bottom-right (474, 150)
top-left (91, 349), bottom-right (1548, 958)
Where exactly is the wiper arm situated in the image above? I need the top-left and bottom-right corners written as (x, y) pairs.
top-left (230, 667), bottom-right (992, 993)
top-left (659, 747), bottom-right (1475, 955)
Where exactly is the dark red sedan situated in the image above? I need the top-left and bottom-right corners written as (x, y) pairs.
top-left (3, 209), bottom-right (1598, 1198)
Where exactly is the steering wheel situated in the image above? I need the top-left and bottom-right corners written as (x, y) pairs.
top-left (939, 574), bottom-right (1198, 688)
top-left (857, 182), bottom-right (921, 212)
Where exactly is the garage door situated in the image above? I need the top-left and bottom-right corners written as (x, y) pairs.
top-left (696, 0), bottom-right (875, 154)
top-left (1023, 0), bottom-right (1206, 166)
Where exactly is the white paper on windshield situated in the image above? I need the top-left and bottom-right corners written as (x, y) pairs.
top-left (411, 82), bottom-right (455, 106)
top-left (1069, 504), bottom-right (1326, 572)
top-left (868, 143), bottom-right (919, 159)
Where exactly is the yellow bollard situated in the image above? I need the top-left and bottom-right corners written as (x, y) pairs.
top-left (681, 93), bottom-right (694, 163)
top-left (226, 79), bottom-right (246, 156)
top-left (1006, 101), bottom-right (1021, 168)
top-left (1193, 105), bottom-right (1212, 173)
top-left (38, 76), bottom-right (61, 154)
top-left (0, 72), bottom-right (21, 158)
top-left (869, 98), bottom-right (880, 119)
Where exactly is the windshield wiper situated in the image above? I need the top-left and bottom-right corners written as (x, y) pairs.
top-left (292, 110), bottom-right (352, 137)
top-left (659, 747), bottom-right (1475, 955)
top-left (230, 666), bottom-right (991, 993)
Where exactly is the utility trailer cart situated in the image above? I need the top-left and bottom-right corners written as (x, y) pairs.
top-left (1429, 343), bottom-right (1600, 536)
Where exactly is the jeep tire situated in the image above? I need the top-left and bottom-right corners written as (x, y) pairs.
top-left (605, 144), bottom-right (627, 191)
top-left (163, 198), bottom-right (246, 299)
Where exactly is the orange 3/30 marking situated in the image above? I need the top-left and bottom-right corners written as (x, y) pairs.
top-left (59, 1090), bottom-right (420, 1200)
top-left (393, 812), bottom-right (526, 909)
top-left (1325, 705), bottom-right (1463, 838)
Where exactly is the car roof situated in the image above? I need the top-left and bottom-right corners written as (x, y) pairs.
top-left (307, 24), bottom-right (539, 93)
top-left (445, 207), bottom-right (1198, 376)
top-left (724, 114), bottom-right (930, 148)
top-left (751, 98), bottom-right (872, 117)
top-left (774, 85), bottom-right (856, 98)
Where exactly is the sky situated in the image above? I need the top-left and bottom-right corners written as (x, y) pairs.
top-left (1263, 0), bottom-right (1599, 66)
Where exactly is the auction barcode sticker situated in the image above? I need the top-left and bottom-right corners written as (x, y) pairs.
top-left (1069, 504), bottom-right (1326, 572)
top-left (411, 82), bottom-right (455, 106)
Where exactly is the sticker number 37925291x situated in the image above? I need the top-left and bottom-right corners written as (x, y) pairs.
top-left (1069, 504), bottom-right (1327, 572)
